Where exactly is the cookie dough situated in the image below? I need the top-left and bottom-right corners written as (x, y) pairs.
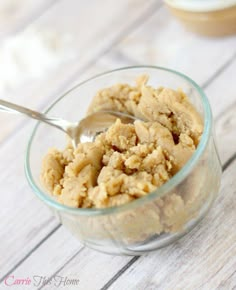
top-left (41, 76), bottom-right (205, 235)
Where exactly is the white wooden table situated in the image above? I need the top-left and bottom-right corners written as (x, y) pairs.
top-left (0, 1), bottom-right (236, 289)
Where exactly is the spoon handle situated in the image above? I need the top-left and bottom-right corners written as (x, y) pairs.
top-left (0, 99), bottom-right (70, 133)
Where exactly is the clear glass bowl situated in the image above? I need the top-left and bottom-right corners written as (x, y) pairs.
top-left (25, 66), bottom-right (222, 255)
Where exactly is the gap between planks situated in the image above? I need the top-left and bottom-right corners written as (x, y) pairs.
top-left (0, 225), bottom-right (62, 284)
top-left (37, 247), bottom-right (85, 290)
top-left (202, 51), bottom-right (236, 89)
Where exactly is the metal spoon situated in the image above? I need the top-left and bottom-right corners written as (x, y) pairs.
top-left (0, 99), bottom-right (138, 147)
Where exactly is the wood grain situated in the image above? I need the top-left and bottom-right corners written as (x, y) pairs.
top-left (0, 124), bottom-right (58, 275)
top-left (41, 248), bottom-right (132, 290)
top-left (205, 57), bottom-right (236, 117)
top-left (0, 1), bottom-right (235, 289)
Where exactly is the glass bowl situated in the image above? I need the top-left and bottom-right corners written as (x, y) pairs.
top-left (25, 66), bottom-right (222, 255)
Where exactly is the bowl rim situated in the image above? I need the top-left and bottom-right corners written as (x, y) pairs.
top-left (25, 65), bottom-right (212, 216)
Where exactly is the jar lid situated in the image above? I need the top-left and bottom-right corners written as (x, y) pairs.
top-left (165, 0), bottom-right (236, 12)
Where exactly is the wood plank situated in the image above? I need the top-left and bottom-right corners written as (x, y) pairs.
top-left (0, 123), bottom-right (59, 276)
top-left (42, 249), bottom-right (131, 290)
top-left (5, 232), bottom-right (131, 290)
top-left (0, 0), bottom-right (161, 144)
top-left (204, 57), bottom-right (236, 118)
top-left (2, 226), bottom-right (84, 288)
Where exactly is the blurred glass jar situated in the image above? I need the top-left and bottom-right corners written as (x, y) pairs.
top-left (164, 0), bottom-right (236, 36)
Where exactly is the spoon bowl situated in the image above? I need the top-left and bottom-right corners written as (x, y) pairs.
top-left (0, 99), bottom-right (138, 147)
